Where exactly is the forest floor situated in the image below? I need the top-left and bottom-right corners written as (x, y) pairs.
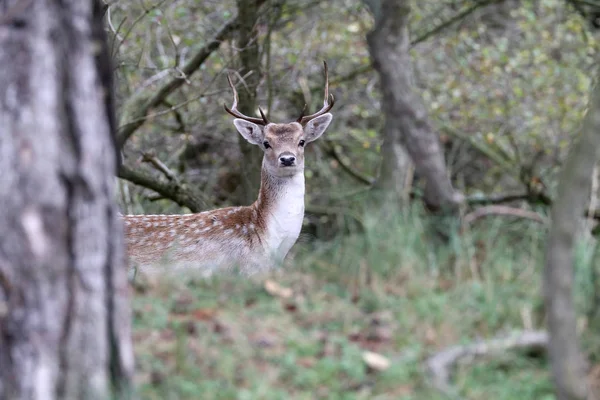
top-left (129, 213), bottom-right (597, 399)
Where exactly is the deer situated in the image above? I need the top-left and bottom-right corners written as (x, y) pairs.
top-left (123, 62), bottom-right (334, 276)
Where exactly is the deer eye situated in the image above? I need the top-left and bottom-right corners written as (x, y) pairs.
top-left (299, 140), bottom-right (305, 147)
top-left (263, 141), bottom-right (271, 149)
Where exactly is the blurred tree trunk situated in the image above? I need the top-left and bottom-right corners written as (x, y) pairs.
top-left (235, 0), bottom-right (263, 204)
top-left (543, 79), bottom-right (600, 399)
top-left (0, 1), bottom-right (134, 398)
top-left (364, 0), bottom-right (462, 212)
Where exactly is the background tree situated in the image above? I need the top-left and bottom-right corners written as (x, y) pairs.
top-left (234, 0), bottom-right (265, 204)
top-left (544, 75), bottom-right (600, 400)
top-left (364, 0), bottom-right (463, 212)
top-left (0, 1), bottom-right (133, 398)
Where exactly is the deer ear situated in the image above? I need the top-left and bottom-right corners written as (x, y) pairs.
top-left (233, 119), bottom-right (264, 145)
top-left (304, 113), bottom-right (332, 143)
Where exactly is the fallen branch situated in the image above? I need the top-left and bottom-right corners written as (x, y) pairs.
top-left (465, 192), bottom-right (530, 205)
top-left (425, 330), bottom-right (548, 397)
top-left (463, 205), bottom-right (548, 226)
top-left (118, 164), bottom-right (209, 212)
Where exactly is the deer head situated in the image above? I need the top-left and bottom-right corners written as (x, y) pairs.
top-left (224, 62), bottom-right (334, 178)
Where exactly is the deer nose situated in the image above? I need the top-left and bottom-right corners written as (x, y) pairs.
top-left (279, 154), bottom-right (296, 167)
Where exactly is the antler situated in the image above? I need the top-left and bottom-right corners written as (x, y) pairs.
top-left (297, 61), bottom-right (335, 126)
top-left (224, 74), bottom-right (269, 125)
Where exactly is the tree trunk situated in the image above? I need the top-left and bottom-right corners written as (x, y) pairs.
top-left (365, 0), bottom-right (462, 212)
top-left (0, 1), bottom-right (134, 398)
top-left (235, 0), bottom-right (263, 205)
top-left (543, 82), bottom-right (600, 400)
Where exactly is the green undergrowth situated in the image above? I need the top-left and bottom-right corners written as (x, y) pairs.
top-left (130, 209), bottom-right (596, 399)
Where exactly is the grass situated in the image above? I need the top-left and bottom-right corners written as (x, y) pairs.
top-left (129, 209), bottom-right (584, 399)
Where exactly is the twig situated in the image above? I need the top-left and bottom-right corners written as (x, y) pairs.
top-left (463, 205), bottom-right (547, 226)
top-left (120, 90), bottom-right (220, 128)
top-left (112, 0), bottom-right (168, 59)
top-left (569, 0), bottom-right (600, 7)
top-left (466, 192), bottom-right (531, 205)
top-left (305, 204), bottom-right (365, 228)
top-left (587, 164), bottom-right (599, 231)
top-left (438, 121), bottom-right (519, 180)
top-left (426, 330), bottom-right (548, 397)
top-left (323, 142), bottom-right (374, 186)
top-left (411, 0), bottom-right (497, 47)
top-left (141, 152), bottom-right (179, 182)
top-left (302, 1), bottom-right (496, 95)
top-left (106, 5), bottom-right (124, 42)
top-left (116, 13), bottom-right (243, 147)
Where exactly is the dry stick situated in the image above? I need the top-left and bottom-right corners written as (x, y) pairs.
top-left (426, 330), bottom-right (548, 398)
top-left (465, 192), bottom-right (531, 205)
top-left (463, 205), bottom-right (548, 226)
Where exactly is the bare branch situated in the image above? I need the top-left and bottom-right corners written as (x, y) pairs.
top-left (411, 0), bottom-right (497, 46)
top-left (463, 205), bottom-right (548, 226)
top-left (323, 142), bottom-right (374, 186)
top-left (140, 152), bottom-right (179, 182)
top-left (117, 164), bottom-right (209, 212)
top-left (117, 14), bottom-right (241, 148)
top-left (465, 192), bottom-right (531, 205)
top-left (426, 330), bottom-right (548, 398)
top-left (112, 0), bottom-right (168, 59)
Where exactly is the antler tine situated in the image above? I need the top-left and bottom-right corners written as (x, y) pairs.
top-left (298, 61), bottom-right (335, 126)
top-left (296, 104), bottom-right (307, 123)
top-left (258, 107), bottom-right (269, 124)
top-left (223, 73), bottom-right (269, 125)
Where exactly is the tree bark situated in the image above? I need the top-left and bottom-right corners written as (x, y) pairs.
top-left (235, 0), bottom-right (263, 205)
top-left (543, 81), bottom-right (600, 399)
top-left (0, 1), bottom-right (134, 398)
top-left (365, 0), bottom-right (462, 212)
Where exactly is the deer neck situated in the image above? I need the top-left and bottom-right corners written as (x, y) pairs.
top-left (253, 162), bottom-right (305, 261)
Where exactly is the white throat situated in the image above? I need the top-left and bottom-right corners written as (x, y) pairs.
top-left (262, 172), bottom-right (305, 262)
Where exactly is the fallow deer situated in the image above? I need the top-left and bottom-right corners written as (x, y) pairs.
top-left (123, 62), bottom-right (334, 276)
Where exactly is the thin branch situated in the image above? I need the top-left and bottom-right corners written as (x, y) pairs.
top-left (426, 330), bottom-right (548, 398)
top-left (465, 192), bottom-right (531, 205)
top-left (411, 0), bottom-right (497, 46)
top-left (116, 13), bottom-right (243, 147)
top-left (118, 164), bottom-right (209, 212)
top-left (463, 205), bottom-right (548, 226)
top-left (303, 1), bottom-right (497, 94)
top-left (121, 91), bottom-right (211, 128)
top-left (305, 204), bottom-right (365, 228)
top-left (569, 0), bottom-right (600, 7)
top-left (141, 152), bottom-right (179, 182)
top-left (112, 0), bottom-right (167, 59)
top-left (106, 5), bottom-right (124, 42)
top-left (438, 121), bottom-right (520, 180)
top-left (323, 142), bottom-right (375, 186)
